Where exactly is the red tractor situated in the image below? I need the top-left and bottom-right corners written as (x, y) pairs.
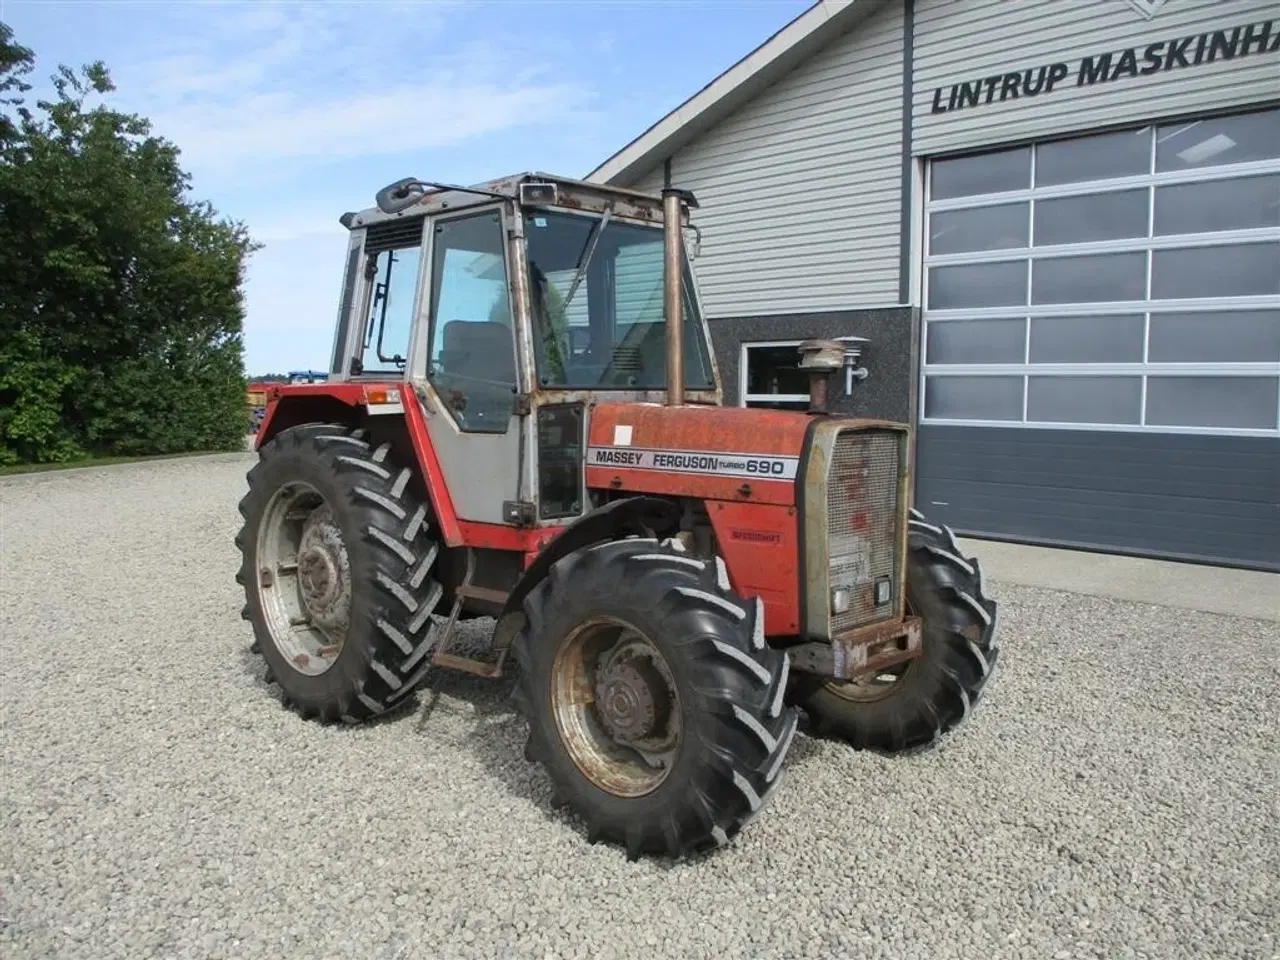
top-left (237, 173), bottom-right (1000, 859)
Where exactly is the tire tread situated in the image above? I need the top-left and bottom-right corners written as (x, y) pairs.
top-left (795, 510), bottom-right (1001, 753)
top-left (511, 537), bottom-right (799, 860)
top-left (236, 423), bottom-right (445, 724)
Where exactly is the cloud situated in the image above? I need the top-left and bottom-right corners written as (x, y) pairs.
top-left (152, 78), bottom-right (594, 178)
top-left (99, 2), bottom-right (598, 183)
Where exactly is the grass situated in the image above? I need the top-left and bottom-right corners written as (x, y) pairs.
top-left (0, 447), bottom-right (246, 477)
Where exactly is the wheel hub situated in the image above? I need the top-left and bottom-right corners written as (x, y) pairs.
top-left (298, 548), bottom-right (336, 605)
top-left (595, 662), bottom-right (657, 742)
top-left (296, 507), bottom-right (350, 634)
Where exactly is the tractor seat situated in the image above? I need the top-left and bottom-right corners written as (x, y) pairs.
top-left (435, 320), bottom-right (517, 426)
top-left (438, 320), bottom-right (516, 385)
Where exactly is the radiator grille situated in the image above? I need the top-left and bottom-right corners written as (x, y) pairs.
top-left (826, 429), bottom-right (902, 633)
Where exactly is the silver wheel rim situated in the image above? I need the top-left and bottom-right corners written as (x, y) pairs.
top-left (255, 481), bottom-right (351, 676)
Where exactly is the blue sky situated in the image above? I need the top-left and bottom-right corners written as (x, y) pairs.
top-left (3, 0), bottom-right (811, 375)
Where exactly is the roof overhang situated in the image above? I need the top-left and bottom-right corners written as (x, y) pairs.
top-left (586, 0), bottom-right (891, 186)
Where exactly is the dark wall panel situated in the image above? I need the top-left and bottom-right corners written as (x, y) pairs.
top-left (915, 425), bottom-right (1280, 572)
top-left (707, 307), bottom-right (918, 425)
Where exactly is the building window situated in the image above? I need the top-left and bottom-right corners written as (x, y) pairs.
top-left (921, 104), bottom-right (1280, 437)
top-left (740, 341), bottom-right (811, 408)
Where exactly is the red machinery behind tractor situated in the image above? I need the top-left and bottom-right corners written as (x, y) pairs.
top-left (237, 173), bottom-right (1001, 860)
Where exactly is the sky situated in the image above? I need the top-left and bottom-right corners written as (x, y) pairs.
top-left (1, 0), bottom-right (812, 375)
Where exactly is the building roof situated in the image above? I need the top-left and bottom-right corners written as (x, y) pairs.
top-left (586, 0), bottom-right (890, 186)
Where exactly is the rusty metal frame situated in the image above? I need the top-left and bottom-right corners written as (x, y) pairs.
top-left (786, 614), bottom-right (923, 682)
top-left (345, 172), bottom-right (684, 233)
top-left (894, 425), bottom-right (914, 617)
top-left (502, 205), bottom-right (722, 405)
top-left (505, 196), bottom-right (723, 525)
top-left (335, 171), bottom-right (721, 395)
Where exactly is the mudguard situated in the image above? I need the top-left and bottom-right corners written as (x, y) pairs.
top-left (491, 495), bottom-right (681, 651)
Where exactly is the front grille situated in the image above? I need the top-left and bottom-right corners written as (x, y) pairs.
top-left (826, 429), bottom-right (902, 633)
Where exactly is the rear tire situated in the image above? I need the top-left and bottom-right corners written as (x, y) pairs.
top-left (511, 537), bottom-right (799, 860)
top-left (790, 508), bottom-right (1001, 752)
top-left (235, 423), bottom-right (445, 723)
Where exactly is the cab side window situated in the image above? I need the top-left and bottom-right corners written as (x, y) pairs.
top-left (427, 211), bottom-right (518, 434)
top-left (359, 221), bottom-right (425, 375)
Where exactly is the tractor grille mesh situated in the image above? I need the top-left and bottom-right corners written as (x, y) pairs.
top-left (827, 429), bottom-right (902, 633)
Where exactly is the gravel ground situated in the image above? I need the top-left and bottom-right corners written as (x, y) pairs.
top-left (1, 453), bottom-right (1277, 960)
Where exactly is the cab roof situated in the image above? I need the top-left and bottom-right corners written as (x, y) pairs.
top-left (341, 171), bottom-right (686, 232)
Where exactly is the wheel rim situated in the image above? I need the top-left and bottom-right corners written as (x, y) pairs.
top-left (255, 480), bottom-right (351, 677)
top-left (824, 594), bottom-right (918, 703)
top-left (550, 617), bottom-right (682, 799)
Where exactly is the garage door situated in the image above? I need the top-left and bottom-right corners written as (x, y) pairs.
top-left (915, 104), bottom-right (1280, 572)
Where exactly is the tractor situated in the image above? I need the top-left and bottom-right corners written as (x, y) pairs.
top-left (235, 172), bottom-right (1001, 860)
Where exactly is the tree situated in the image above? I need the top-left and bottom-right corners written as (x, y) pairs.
top-left (0, 22), bottom-right (259, 464)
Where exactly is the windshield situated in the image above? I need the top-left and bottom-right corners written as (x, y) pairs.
top-left (523, 209), bottom-right (716, 391)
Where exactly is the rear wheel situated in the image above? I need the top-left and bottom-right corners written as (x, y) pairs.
top-left (511, 537), bottom-right (799, 860)
top-left (791, 508), bottom-right (1001, 752)
top-left (235, 423), bottom-right (445, 723)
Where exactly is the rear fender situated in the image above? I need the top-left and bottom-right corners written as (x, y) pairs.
top-left (253, 385), bottom-right (464, 545)
top-left (491, 495), bottom-right (682, 650)
top-left (255, 393), bottom-right (359, 446)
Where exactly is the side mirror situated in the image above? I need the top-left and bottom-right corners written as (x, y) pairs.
top-left (375, 177), bottom-right (426, 215)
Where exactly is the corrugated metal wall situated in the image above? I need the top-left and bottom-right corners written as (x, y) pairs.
top-left (542, 236), bottom-right (667, 330)
top-left (913, 0), bottom-right (1280, 156)
top-left (613, 245), bottom-right (664, 326)
top-left (625, 0), bottom-right (907, 317)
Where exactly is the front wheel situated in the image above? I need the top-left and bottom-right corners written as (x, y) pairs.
top-left (790, 508), bottom-right (1001, 752)
top-left (511, 538), bottom-right (799, 860)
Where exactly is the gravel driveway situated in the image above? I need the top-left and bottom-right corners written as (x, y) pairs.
top-left (2, 453), bottom-right (1276, 960)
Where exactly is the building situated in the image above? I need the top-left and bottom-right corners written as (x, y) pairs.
top-left (587, 0), bottom-right (1280, 572)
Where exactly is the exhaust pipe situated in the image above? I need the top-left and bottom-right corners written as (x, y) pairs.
top-left (797, 339), bottom-right (845, 414)
top-left (797, 337), bottom-right (872, 414)
top-left (662, 187), bottom-right (697, 407)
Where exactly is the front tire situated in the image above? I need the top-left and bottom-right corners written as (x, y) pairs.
top-left (235, 423), bottom-right (445, 723)
top-left (511, 537), bottom-right (799, 860)
top-left (791, 507), bottom-right (1001, 752)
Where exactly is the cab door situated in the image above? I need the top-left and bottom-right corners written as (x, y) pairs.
top-left (412, 204), bottom-right (525, 526)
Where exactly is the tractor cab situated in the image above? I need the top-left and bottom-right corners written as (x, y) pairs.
top-left (331, 173), bottom-right (719, 401)
top-left (320, 172), bottom-right (720, 529)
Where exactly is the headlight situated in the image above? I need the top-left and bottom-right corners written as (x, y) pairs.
top-left (875, 577), bottom-right (891, 607)
top-left (830, 587), bottom-right (851, 615)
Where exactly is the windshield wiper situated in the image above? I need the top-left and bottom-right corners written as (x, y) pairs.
top-left (556, 202), bottom-right (613, 323)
